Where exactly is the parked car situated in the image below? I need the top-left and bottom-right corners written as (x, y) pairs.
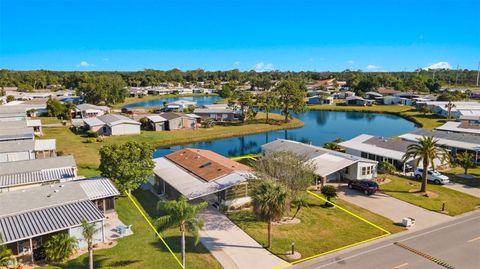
top-left (414, 168), bottom-right (449, 185)
top-left (348, 180), bottom-right (379, 195)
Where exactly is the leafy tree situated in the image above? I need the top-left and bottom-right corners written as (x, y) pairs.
top-left (44, 233), bottom-right (78, 263)
top-left (402, 136), bottom-right (448, 193)
top-left (274, 80), bottom-right (307, 123)
top-left (323, 138), bottom-right (343, 151)
top-left (455, 152), bottom-right (476, 175)
top-left (0, 238), bottom-right (12, 267)
top-left (321, 185), bottom-right (337, 204)
top-left (78, 75), bottom-right (127, 105)
top-left (63, 102), bottom-right (77, 120)
top-left (0, 88), bottom-right (5, 96)
top-left (425, 79), bottom-right (442, 93)
top-left (250, 180), bottom-right (288, 248)
top-left (155, 197), bottom-right (207, 268)
top-left (219, 83), bottom-right (235, 98)
top-left (17, 83), bottom-right (34, 92)
top-left (405, 75), bottom-right (428, 93)
top-left (99, 141), bottom-right (155, 194)
top-left (201, 118), bottom-right (215, 128)
top-left (46, 98), bottom-right (67, 118)
top-left (255, 91), bottom-right (278, 123)
top-left (6, 95), bottom-right (14, 102)
top-left (234, 90), bottom-right (256, 123)
top-left (420, 105), bottom-right (430, 115)
top-left (81, 220), bottom-right (98, 269)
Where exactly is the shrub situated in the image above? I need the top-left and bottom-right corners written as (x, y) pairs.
top-left (86, 130), bottom-right (99, 138)
top-left (85, 138), bottom-right (96, 143)
top-left (96, 137), bottom-right (104, 142)
top-left (321, 185), bottom-right (337, 202)
top-left (56, 151), bottom-right (64, 156)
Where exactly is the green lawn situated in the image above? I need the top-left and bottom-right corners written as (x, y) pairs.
top-left (38, 116), bottom-right (62, 125)
top-left (227, 193), bottom-right (404, 261)
top-left (308, 103), bottom-right (445, 129)
top-left (42, 190), bottom-right (221, 269)
top-left (43, 113), bottom-right (303, 167)
top-left (381, 175), bottom-right (480, 216)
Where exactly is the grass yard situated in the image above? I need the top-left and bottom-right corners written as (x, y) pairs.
top-left (43, 190), bottom-right (221, 269)
top-left (227, 192), bottom-right (404, 261)
top-left (43, 112), bottom-right (303, 168)
top-left (112, 93), bottom-right (217, 108)
top-left (38, 116), bottom-right (62, 125)
top-left (381, 175), bottom-right (480, 216)
top-left (308, 103), bottom-right (445, 129)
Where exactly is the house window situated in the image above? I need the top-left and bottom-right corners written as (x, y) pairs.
top-left (344, 166), bottom-right (349, 174)
top-left (361, 167), bottom-right (366, 176)
top-left (361, 152), bottom-right (368, 158)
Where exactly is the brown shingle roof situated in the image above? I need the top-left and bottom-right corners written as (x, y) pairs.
top-left (165, 148), bottom-right (251, 182)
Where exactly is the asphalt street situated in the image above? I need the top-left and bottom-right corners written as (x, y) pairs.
top-left (293, 211), bottom-right (480, 269)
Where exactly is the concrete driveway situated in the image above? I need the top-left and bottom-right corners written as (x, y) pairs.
top-left (199, 207), bottom-right (288, 269)
top-left (444, 182), bottom-right (480, 198)
top-left (336, 186), bottom-right (452, 230)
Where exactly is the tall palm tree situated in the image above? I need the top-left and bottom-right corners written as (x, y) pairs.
top-left (402, 136), bottom-right (448, 193)
top-left (155, 196), bottom-right (207, 268)
top-left (64, 102), bottom-right (77, 120)
top-left (251, 180), bottom-right (288, 248)
top-left (445, 101), bottom-right (456, 120)
top-left (81, 220), bottom-right (98, 269)
top-left (44, 233), bottom-right (78, 264)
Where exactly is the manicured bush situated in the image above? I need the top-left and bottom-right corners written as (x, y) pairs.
top-left (321, 185), bottom-right (337, 202)
top-left (85, 138), bottom-right (96, 143)
top-left (86, 130), bottom-right (99, 138)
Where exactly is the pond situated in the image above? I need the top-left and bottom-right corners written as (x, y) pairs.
top-left (123, 95), bottom-right (223, 108)
top-left (141, 96), bottom-right (417, 158)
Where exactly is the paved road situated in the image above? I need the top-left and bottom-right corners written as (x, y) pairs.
top-left (199, 207), bottom-right (288, 269)
top-left (293, 211), bottom-right (480, 269)
top-left (336, 186), bottom-right (452, 230)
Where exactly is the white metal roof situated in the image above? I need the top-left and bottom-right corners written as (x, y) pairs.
top-left (436, 122), bottom-right (480, 135)
top-left (399, 133), bottom-right (480, 151)
top-left (34, 139), bottom-right (56, 151)
top-left (26, 119), bottom-right (41, 127)
top-left (153, 157), bottom-right (250, 200)
top-left (83, 117), bottom-right (105, 126)
top-left (146, 115), bottom-right (167, 123)
top-left (340, 134), bottom-right (413, 161)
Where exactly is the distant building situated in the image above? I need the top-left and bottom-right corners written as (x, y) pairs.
top-left (84, 114), bottom-right (141, 136)
top-left (382, 96), bottom-right (413, 106)
top-left (166, 100), bottom-right (197, 112)
top-left (193, 107), bottom-right (240, 121)
top-left (307, 96), bottom-right (334, 105)
top-left (142, 115), bottom-right (168, 131)
top-left (423, 101), bottom-right (480, 119)
top-left (345, 96), bottom-right (372, 106)
top-left (158, 112), bottom-right (201, 130)
top-left (377, 88), bottom-right (400, 96)
top-left (0, 139), bottom-right (56, 162)
top-left (75, 103), bottom-right (110, 118)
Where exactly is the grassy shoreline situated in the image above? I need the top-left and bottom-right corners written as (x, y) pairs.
top-left (43, 113), bottom-right (303, 169)
top-left (308, 103), bottom-right (446, 129)
top-left (112, 93), bottom-right (218, 108)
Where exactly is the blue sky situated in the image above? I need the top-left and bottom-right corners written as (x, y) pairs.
top-left (0, 0), bottom-right (479, 71)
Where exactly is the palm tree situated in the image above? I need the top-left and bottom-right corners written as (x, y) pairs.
top-left (155, 196), bottom-right (207, 268)
top-left (290, 194), bottom-right (309, 220)
top-left (455, 152), bottom-right (476, 175)
top-left (44, 233), bottom-right (78, 264)
top-left (64, 102), bottom-right (77, 120)
top-left (251, 180), bottom-right (288, 248)
top-left (81, 220), bottom-right (98, 269)
top-left (402, 136), bottom-right (448, 193)
top-left (445, 101), bottom-right (456, 120)
top-left (0, 237), bottom-right (12, 267)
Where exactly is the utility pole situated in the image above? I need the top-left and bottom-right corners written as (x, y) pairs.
top-left (476, 61), bottom-right (480, 87)
top-left (455, 64), bottom-right (460, 85)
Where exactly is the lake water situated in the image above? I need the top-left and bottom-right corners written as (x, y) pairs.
top-left (139, 96), bottom-right (417, 158)
top-left (123, 95), bottom-right (224, 108)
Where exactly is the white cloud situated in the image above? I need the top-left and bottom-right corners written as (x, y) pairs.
top-left (347, 60), bottom-right (355, 65)
top-left (254, 62), bottom-right (274, 72)
top-left (366, 64), bottom-right (378, 70)
top-left (423, 62), bottom-right (451, 70)
top-left (234, 61), bottom-right (241, 65)
top-left (78, 61), bottom-right (93, 67)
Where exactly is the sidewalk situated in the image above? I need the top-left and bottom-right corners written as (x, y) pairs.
top-left (336, 186), bottom-right (452, 230)
top-left (199, 207), bottom-right (288, 269)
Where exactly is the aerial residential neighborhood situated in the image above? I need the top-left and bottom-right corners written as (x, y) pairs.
top-left (1, 1), bottom-right (479, 269)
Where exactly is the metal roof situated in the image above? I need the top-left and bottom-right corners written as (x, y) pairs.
top-left (0, 140), bottom-right (35, 153)
top-left (399, 129), bottom-right (480, 151)
top-left (0, 155), bottom-right (76, 176)
top-left (83, 117), bottom-right (105, 127)
top-left (340, 134), bottom-right (416, 161)
top-left (194, 108), bottom-right (236, 114)
top-left (153, 157), bottom-right (251, 200)
top-left (0, 167), bottom-right (76, 188)
top-left (76, 103), bottom-right (110, 111)
top-left (0, 120), bottom-right (28, 130)
top-left (262, 139), bottom-right (376, 177)
top-left (436, 122), bottom-right (480, 135)
top-left (0, 127), bottom-right (35, 142)
top-left (79, 177), bottom-right (120, 200)
top-left (146, 115), bottom-right (167, 123)
top-left (0, 200), bottom-right (104, 244)
top-left (34, 139), bottom-right (56, 151)
top-left (97, 114), bottom-right (140, 127)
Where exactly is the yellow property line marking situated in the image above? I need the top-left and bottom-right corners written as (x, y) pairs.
top-left (271, 190), bottom-right (392, 269)
top-left (126, 191), bottom-right (185, 269)
top-left (393, 262), bottom-right (409, 269)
